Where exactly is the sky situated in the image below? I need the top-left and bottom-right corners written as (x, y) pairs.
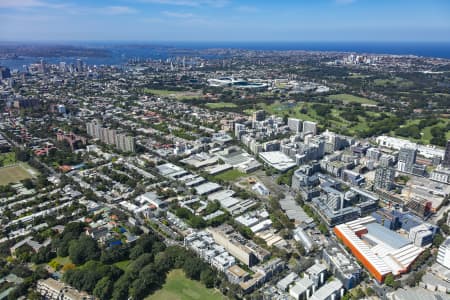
top-left (0, 0), bottom-right (449, 42)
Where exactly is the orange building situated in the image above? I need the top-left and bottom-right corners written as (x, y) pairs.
top-left (334, 216), bottom-right (423, 283)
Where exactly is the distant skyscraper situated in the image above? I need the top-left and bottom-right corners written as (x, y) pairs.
top-left (76, 59), bottom-right (84, 72)
top-left (397, 147), bottom-right (417, 173)
top-left (39, 59), bottom-right (46, 73)
top-left (303, 121), bottom-right (317, 136)
top-left (252, 110), bottom-right (266, 122)
top-left (59, 62), bottom-right (67, 73)
top-left (0, 66), bottom-right (11, 79)
top-left (287, 118), bottom-right (302, 133)
top-left (443, 140), bottom-right (450, 167)
top-left (374, 167), bottom-right (395, 191)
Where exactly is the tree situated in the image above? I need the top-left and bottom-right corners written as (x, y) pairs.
top-left (32, 245), bottom-right (55, 264)
top-left (318, 223), bottom-right (329, 236)
top-left (384, 274), bottom-right (395, 286)
top-left (32, 265), bottom-right (49, 281)
top-left (433, 233), bottom-right (445, 247)
top-left (129, 245), bottom-right (145, 260)
top-left (183, 256), bottom-right (205, 280)
top-left (384, 274), bottom-right (400, 289)
top-left (68, 235), bottom-right (100, 265)
top-left (21, 178), bottom-right (35, 189)
top-left (296, 243), bottom-right (306, 256)
top-left (15, 149), bottom-right (30, 162)
top-left (153, 252), bottom-right (174, 273)
top-left (7, 283), bottom-right (28, 300)
top-left (112, 273), bottom-right (133, 300)
top-left (53, 222), bottom-right (85, 257)
top-left (11, 265), bottom-right (32, 278)
top-left (200, 269), bottom-right (215, 288)
top-left (127, 253), bottom-right (154, 277)
top-left (405, 270), bottom-right (425, 287)
top-left (94, 277), bottom-right (114, 300)
top-left (341, 293), bottom-right (351, 300)
top-left (100, 246), bottom-right (129, 264)
top-left (365, 287), bottom-right (376, 296)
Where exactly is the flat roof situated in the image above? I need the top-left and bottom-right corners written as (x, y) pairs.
top-left (194, 182), bottom-right (222, 195)
top-left (365, 222), bottom-right (410, 250)
top-left (157, 163), bottom-right (184, 176)
top-left (310, 279), bottom-right (343, 300)
top-left (227, 265), bottom-right (249, 277)
top-left (208, 189), bottom-right (235, 201)
top-left (335, 224), bottom-right (392, 276)
top-left (259, 151), bottom-right (297, 172)
top-left (290, 278), bottom-right (314, 295)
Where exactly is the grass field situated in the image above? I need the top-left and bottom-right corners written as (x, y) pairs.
top-left (250, 101), bottom-right (391, 136)
top-left (48, 256), bottom-right (73, 270)
top-left (50, 256), bottom-right (72, 265)
top-left (144, 89), bottom-right (202, 100)
top-left (214, 169), bottom-right (246, 181)
top-left (145, 269), bottom-right (226, 300)
top-left (0, 152), bottom-right (16, 166)
top-left (0, 163), bottom-right (36, 186)
top-left (392, 118), bottom-right (450, 145)
top-left (348, 73), bottom-right (371, 79)
top-left (327, 93), bottom-right (377, 105)
top-left (205, 102), bottom-right (238, 109)
top-left (114, 260), bottom-right (131, 271)
top-left (373, 77), bottom-right (413, 87)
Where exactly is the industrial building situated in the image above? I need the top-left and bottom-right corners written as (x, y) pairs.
top-left (334, 216), bottom-right (424, 283)
top-left (293, 227), bottom-right (315, 253)
top-left (259, 151), bottom-right (297, 172)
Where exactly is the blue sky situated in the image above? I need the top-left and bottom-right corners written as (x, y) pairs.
top-left (0, 0), bottom-right (449, 41)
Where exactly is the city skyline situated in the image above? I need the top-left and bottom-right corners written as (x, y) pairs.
top-left (1, 0), bottom-right (450, 42)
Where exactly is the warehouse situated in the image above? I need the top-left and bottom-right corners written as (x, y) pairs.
top-left (258, 151), bottom-right (297, 172)
top-left (334, 216), bottom-right (424, 283)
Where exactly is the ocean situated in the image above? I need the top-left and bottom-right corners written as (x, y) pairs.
top-left (1, 41), bottom-right (449, 70)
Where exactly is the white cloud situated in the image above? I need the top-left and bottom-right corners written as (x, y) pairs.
top-left (0, 0), bottom-right (68, 9)
top-left (162, 11), bottom-right (195, 18)
top-left (138, 0), bottom-right (229, 8)
top-left (103, 6), bottom-right (138, 15)
top-left (335, 0), bottom-right (357, 4)
top-left (0, 0), bottom-right (45, 8)
top-left (236, 5), bottom-right (259, 13)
